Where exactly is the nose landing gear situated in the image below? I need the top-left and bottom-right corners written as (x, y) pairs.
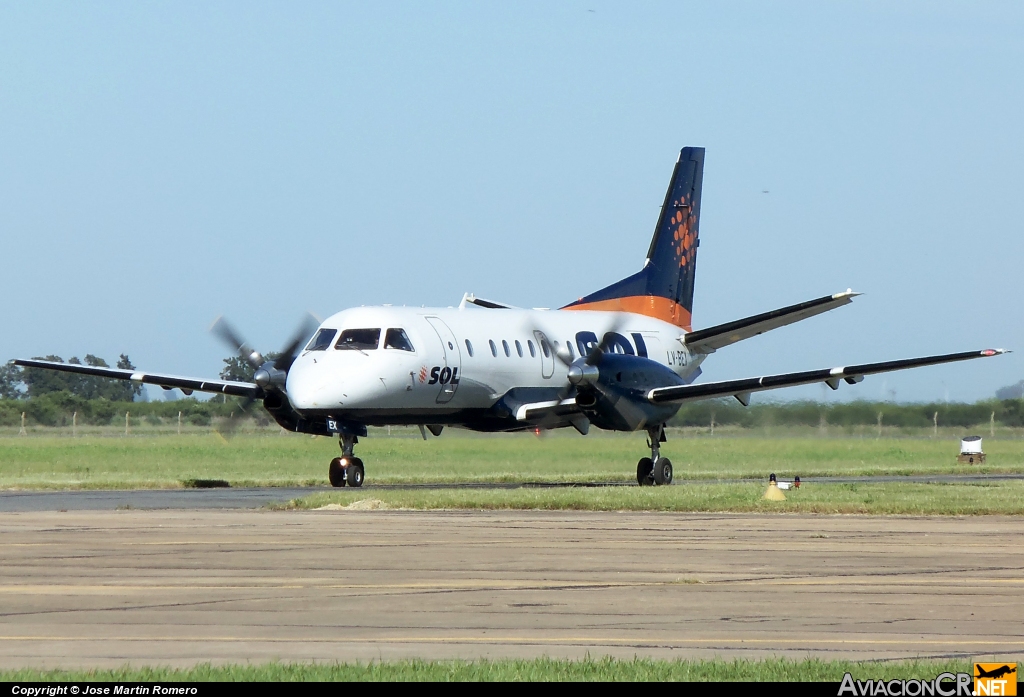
top-left (637, 424), bottom-right (672, 486)
top-left (329, 433), bottom-right (365, 488)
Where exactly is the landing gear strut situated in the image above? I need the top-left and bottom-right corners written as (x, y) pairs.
top-left (329, 433), bottom-right (364, 488)
top-left (637, 424), bottom-right (672, 486)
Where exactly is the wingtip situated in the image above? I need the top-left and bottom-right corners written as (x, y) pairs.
top-left (981, 349), bottom-right (1010, 356)
top-left (833, 289), bottom-right (862, 300)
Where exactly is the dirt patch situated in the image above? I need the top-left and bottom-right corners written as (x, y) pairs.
top-left (316, 499), bottom-right (389, 511)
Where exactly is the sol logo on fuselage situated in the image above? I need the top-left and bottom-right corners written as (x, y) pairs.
top-left (575, 331), bottom-right (648, 358)
top-left (426, 366), bottom-right (460, 386)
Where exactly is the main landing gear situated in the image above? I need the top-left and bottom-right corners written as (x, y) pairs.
top-left (637, 424), bottom-right (673, 486)
top-left (329, 433), bottom-right (365, 488)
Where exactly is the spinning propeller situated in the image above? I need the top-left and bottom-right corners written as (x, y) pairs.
top-left (534, 315), bottom-right (649, 432)
top-left (210, 313), bottom-right (319, 436)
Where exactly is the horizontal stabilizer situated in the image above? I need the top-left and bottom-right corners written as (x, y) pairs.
top-left (14, 358), bottom-right (261, 398)
top-left (647, 349), bottom-right (1008, 405)
top-left (685, 290), bottom-right (859, 354)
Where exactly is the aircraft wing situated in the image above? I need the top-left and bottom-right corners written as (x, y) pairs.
top-left (685, 290), bottom-right (859, 354)
top-left (646, 349), bottom-right (1007, 405)
top-left (13, 358), bottom-right (262, 398)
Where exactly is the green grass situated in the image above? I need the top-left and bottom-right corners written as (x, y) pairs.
top-left (281, 479), bottom-right (1024, 515)
top-left (0, 657), bottom-right (976, 681)
top-left (1, 428), bottom-right (1023, 490)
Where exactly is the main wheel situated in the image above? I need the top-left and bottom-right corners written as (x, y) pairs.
top-left (328, 457), bottom-right (346, 488)
top-left (653, 457), bottom-right (673, 486)
top-left (347, 458), bottom-right (365, 488)
top-left (637, 457), bottom-right (654, 486)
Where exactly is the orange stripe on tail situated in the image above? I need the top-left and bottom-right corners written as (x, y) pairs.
top-left (563, 295), bottom-right (692, 332)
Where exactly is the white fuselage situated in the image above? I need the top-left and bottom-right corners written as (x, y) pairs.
top-left (285, 304), bottom-right (704, 423)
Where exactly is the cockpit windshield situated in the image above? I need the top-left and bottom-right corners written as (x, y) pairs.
top-left (383, 328), bottom-right (415, 352)
top-left (335, 328), bottom-right (380, 350)
top-left (305, 328), bottom-right (337, 352)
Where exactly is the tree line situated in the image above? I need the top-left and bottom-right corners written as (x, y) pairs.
top-left (0, 353), bottom-right (261, 427)
top-left (671, 398), bottom-right (1024, 428)
top-left (0, 392), bottom-right (247, 428)
top-left (1, 355), bottom-right (141, 401)
top-left (1, 354), bottom-right (261, 402)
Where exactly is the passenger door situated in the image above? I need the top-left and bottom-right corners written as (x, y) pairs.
top-left (425, 317), bottom-right (462, 404)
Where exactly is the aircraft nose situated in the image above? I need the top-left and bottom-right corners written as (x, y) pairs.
top-left (285, 360), bottom-right (325, 410)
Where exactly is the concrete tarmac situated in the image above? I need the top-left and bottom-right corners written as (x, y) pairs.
top-left (2, 509), bottom-right (1023, 668)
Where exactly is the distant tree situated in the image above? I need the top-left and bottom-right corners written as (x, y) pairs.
top-left (0, 360), bottom-right (24, 399)
top-left (23, 355), bottom-right (74, 397)
top-left (116, 354), bottom-right (142, 401)
top-left (219, 352), bottom-right (280, 382)
top-left (220, 356), bottom-right (255, 382)
top-left (77, 355), bottom-right (109, 400)
top-left (22, 353), bottom-right (140, 401)
top-left (999, 399), bottom-right (1024, 427)
top-left (996, 380), bottom-right (1024, 401)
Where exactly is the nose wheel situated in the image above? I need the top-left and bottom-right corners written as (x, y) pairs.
top-left (329, 433), bottom-right (365, 488)
top-left (637, 425), bottom-right (672, 486)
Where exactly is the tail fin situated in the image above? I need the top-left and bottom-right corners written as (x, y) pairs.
top-left (562, 146), bottom-right (704, 331)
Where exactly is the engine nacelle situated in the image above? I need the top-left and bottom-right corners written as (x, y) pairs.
top-left (575, 353), bottom-right (687, 431)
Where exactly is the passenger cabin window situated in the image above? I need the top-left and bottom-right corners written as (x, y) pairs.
top-left (489, 340), bottom-right (497, 357)
top-left (305, 328), bottom-right (337, 352)
top-left (383, 328), bottom-right (415, 352)
top-left (502, 340), bottom-right (510, 357)
top-left (528, 340), bottom-right (536, 358)
top-left (465, 339), bottom-right (474, 357)
top-left (566, 342), bottom-right (575, 360)
top-left (335, 328), bottom-right (380, 350)
top-left (515, 340), bottom-right (523, 357)
top-left (541, 340), bottom-right (550, 358)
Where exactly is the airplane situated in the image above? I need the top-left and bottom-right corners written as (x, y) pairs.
top-left (16, 147), bottom-right (1007, 488)
top-left (976, 665), bottom-right (1016, 680)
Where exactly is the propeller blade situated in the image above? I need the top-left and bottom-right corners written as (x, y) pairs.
top-left (210, 316), bottom-right (262, 368)
top-left (214, 395), bottom-right (256, 439)
top-left (592, 381), bottom-right (649, 431)
top-left (273, 313), bottom-right (320, 372)
top-left (536, 380), bottom-right (578, 431)
top-left (529, 329), bottom-right (572, 368)
top-left (585, 314), bottom-right (628, 366)
top-left (527, 313), bottom-right (630, 430)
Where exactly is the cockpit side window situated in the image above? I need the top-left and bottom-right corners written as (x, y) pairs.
top-left (335, 328), bottom-right (381, 350)
top-left (384, 328), bottom-right (415, 352)
top-left (305, 328), bottom-right (337, 352)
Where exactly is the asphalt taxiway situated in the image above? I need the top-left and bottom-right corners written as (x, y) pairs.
top-left (1, 508), bottom-right (1022, 667)
top-left (3, 472), bottom-right (1023, 512)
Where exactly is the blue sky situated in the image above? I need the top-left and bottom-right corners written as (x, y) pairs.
top-left (1, 2), bottom-right (1021, 402)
